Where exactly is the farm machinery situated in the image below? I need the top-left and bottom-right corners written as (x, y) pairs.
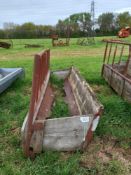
top-left (118, 27), bottom-right (130, 38)
top-left (0, 39), bottom-right (13, 49)
top-left (51, 34), bottom-right (70, 47)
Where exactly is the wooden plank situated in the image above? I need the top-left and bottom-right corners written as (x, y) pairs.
top-left (110, 71), bottom-right (125, 96)
top-left (124, 46), bottom-right (131, 75)
top-left (101, 42), bottom-right (109, 75)
top-left (104, 64), bottom-right (131, 84)
top-left (103, 64), bottom-right (131, 103)
top-left (52, 70), bottom-right (70, 79)
top-left (32, 71), bottom-right (50, 123)
top-left (127, 58), bottom-right (131, 76)
top-left (37, 84), bottom-right (54, 120)
top-left (64, 79), bottom-right (80, 116)
top-left (122, 81), bottom-right (131, 102)
top-left (68, 68), bottom-right (104, 116)
top-left (30, 130), bottom-right (44, 154)
top-left (103, 42), bottom-right (109, 64)
top-left (42, 115), bottom-right (93, 151)
top-left (103, 65), bottom-right (112, 84)
top-left (107, 43), bottom-right (112, 64)
top-left (112, 45), bottom-right (118, 67)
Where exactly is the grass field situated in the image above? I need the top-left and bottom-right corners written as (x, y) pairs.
top-left (0, 37), bottom-right (131, 175)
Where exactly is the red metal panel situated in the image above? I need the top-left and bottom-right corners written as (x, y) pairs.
top-left (83, 107), bottom-right (103, 149)
top-left (23, 49), bottom-right (50, 157)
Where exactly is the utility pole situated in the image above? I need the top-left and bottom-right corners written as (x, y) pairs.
top-left (90, 0), bottom-right (95, 31)
top-left (76, 0), bottom-right (96, 45)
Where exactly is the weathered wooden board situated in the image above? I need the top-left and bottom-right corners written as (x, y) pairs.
top-left (111, 71), bottom-right (124, 96)
top-left (52, 70), bottom-right (70, 79)
top-left (42, 115), bottom-right (93, 151)
top-left (64, 79), bottom-right (80, 115)
top-left (127, 58), bottom-right (131, 77)
top-left (68, 68), bottom-right (103, 115)
top-left (103, 65), bottom-right (112, 84)
top-left (115, 62), bottom-right (126, 72)
top-left (103, 64), bottom-right (131, 103)
top-left (122, 81), bottom-right (131, 102)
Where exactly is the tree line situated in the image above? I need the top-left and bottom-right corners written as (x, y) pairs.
top-left (0, 11), bottom-right (131, 39)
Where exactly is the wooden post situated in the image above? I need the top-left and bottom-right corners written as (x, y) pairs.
top-left (118, 45), bottom-right (124, 64)
top-left (112, 44), bottom-right (118, 67)
top-left (124, 45), bottom-right (131, 75)
top-left (107, 43), bottom-right (112, 64)
top-left (101, 42), bottom-right (108, 76)
top-left (103, 42), bottom-right (108, 64)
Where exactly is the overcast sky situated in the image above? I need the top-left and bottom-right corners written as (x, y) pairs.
top-left (0, 0), bottom-right (131, 28)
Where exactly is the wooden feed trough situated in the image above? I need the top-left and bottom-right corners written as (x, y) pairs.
top-left (21, 49), bottom-right (104, 158)
top-left (102, 40), bottom-right (131, 103)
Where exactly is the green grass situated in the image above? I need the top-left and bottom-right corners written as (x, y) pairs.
top-left (50, 74), bottom-right (70, 118)
top-left (0, 37), bottom-right (131, 175)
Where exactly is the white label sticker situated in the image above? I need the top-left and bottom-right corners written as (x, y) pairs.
top-left (80, 116), bottom-right (89, 123)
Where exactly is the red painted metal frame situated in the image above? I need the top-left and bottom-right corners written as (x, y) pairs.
top-left (83, 106), bottom-right (103, 149)
top-left (23, 49), bottom-right (50, 157)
